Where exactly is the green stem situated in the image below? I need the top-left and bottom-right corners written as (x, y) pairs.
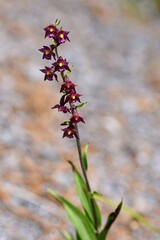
top-left (75, 124), bottom-right (99, 236)
top-left (55, 45), bottom-right (59, 58)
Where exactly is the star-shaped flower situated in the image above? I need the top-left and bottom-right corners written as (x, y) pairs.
top-left (70, 113), bottom-right (85, 124)
top-left (65, 91), bottom-right (81, 103)
top-left (40, 66), bottom-right (57, 81)
top-left (51, 104), bottom-right (69, 113)
top-left (53, 57), bottom-right (70, 73)
top-left (44, 24), bottom-right (58, 38)
top-left (60, 79), bottom-right (76, 93)
top-left (62, 125), bottom-right (78, 138)
top-left (39, 45), bottom-right (55, 60)
top-left (55, 30), bottom-right (70, 45)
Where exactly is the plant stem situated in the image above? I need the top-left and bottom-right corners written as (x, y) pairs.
top-left (75, 124), bottom-right (99, 236)
top-left (55, 45), bottom-right (59, 57)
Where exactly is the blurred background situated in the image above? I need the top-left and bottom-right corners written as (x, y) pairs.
top-left (0, 0), bottom-right (160, 239)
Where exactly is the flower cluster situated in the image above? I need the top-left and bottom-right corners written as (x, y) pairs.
top-left (39, 20), bottom-right (85, 139)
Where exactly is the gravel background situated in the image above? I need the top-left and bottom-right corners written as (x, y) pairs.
top-left (0, 0), bottom-right (160, 239)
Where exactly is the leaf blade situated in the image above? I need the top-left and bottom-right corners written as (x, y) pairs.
top-left (69, 161), bottom-right (94, 224)
top-left (76, 102), bottom-right (87, 110)
top-left (94, 192), bottom-right (160, 236)
top-left (82, 144), bottom-right (89, 171)
top-left (62, 230), bottom-right (75, 240)
top-left (48, 189), bottom-right (97, 240)
top-left (98, 201), bottom-right (122, 240)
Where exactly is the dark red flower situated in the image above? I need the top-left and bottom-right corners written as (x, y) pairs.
top-left (65, 91), bottom-right (81, 103)
top-left (39, 45), bottom-right (55, 60)
top-left (55, 30), bottom-right (70, 45)
top-left (44, 24), bottom-right (58, 38)
top-left (53, 57), bottom-right (70, 72)
top-left (62, 125), bottom-right (78, 138)
top-left (52, 104), bottom-right (69, 113)
top-left (40, 66), bottom-right (58, 81)
top-left (70, 113), bottom-right (85, 124)
top-left (60, 79), bottom-right (76, 93)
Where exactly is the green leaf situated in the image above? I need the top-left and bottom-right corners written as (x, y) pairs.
top-left (68, 161), bottom-right (94, 224)
top-left (93, 198), bottom-right (102, 228)
top-left (76, 102), bottom-right (87, 110)
top-left (82, 144), bottom-right (89, 171)
top-left (62, 230), bottom-right (75, 240)
top-left (99, 201), bottom-right (122, 240)
top-left (76, 231), bottom-right (82, 240)
top-left (94, 192), bottom-right (160, 236)
top-left (48, 189), bottom-right (97, 240)
top-left (61, 121), bottom-right (70, 126)
top-left (69, 161), bottom-right (102, 229)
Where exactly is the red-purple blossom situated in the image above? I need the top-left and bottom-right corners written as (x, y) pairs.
top-left (44, 24), bottom-right (58, 38)
top-left (70, 113), bottom-right (85, 124)
top-left (40, 66), bottom-right (58, 81)
top-left (40, 21), bottom-right (85, 139)
top-left (52, 104), bottom-right (69, 113)
top-left (62, 125), bottom-right (78, 139)
top-left (39, 45), bottom-right (55, 60)
top-left (55, 30), bottom-right (70, 45)
top-left (65, 91), bottom-right (82, 103)
top-left (53, 57), bottom-right (70, 72)
top-left (60, 79), bottom-right (76, 93)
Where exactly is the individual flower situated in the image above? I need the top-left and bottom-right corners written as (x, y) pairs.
top-left (55, 30), bottom-right (70, 45)
top-left (60, 79), bottom-right (76, 93)
top-left (65, 91), bottom-right (81, 103)
top-left (51, 104), bottom-right (69, 113)
top-left (44, 24), bottom-right (58, 38)
top-left (62, 125), bottom-right (78, 138)
top-left (53, 57), bottom-right (70, 72)
top-left (70, 112), bottom-right (85, 124)
top-left (39, 45), bottom-right (55, 60)
top-left (40, 66), bottom-right (58, 81)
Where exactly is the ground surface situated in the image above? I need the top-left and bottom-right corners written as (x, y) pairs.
top-left (0, 0), bottom-right (160, 239)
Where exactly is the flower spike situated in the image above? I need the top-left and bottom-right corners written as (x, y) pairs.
top-left (39, 21), bottom-right (85, 139)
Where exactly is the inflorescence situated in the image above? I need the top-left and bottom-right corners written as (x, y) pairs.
top-left (39, 20), bottom-right (85, 139)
